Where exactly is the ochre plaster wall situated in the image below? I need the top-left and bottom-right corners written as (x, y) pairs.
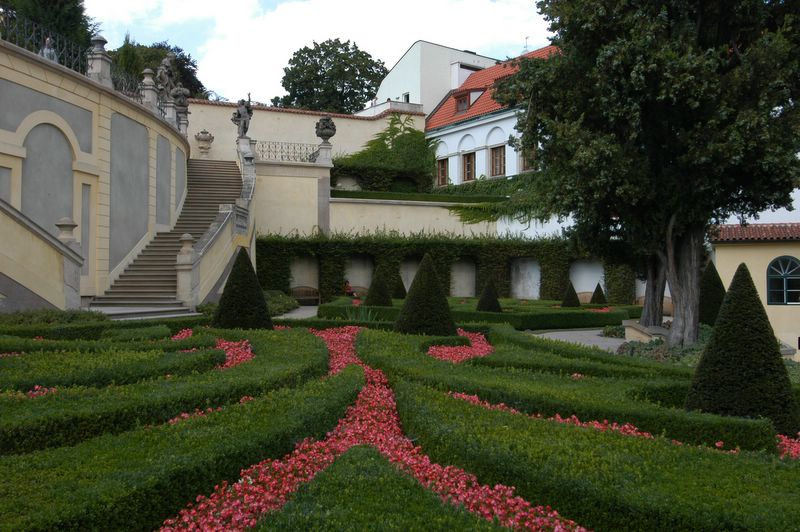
top-left (187, 100), bottom-right (425, 162)
top-left (0, 40), bottom-right (189, 303)
top-left (714, 242), bottom-right (800, 348)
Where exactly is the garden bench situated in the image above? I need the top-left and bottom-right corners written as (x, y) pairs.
top-left (290, 286), bottom-right (320, 306)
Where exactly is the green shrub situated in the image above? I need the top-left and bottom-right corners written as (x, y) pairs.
top-left (390, 265), bottom-right (407, 299)
top-left (394, 253), bottom-right (457, 336)
top-left (0, 329), bottom-right (328, 454)
top-left (264, 290), bottom-right (300, 316)
top-left (364, 264), bottom-right (393, 307)
top-left (256, 445), bottom-right (501, 531)
top-left (604, 263), bottom-right (636, 304)
top-left (393, 380), bottom-right (800, 532)
top-left (100, 325), bottom-right (171, 341)
top-left (0, 309), bottom-right (109, 326)
top-left (0, 348), bottom-right (226, 391)
top-left (0, 366), bottom-right (364, 531)
top-left (476, 278), bottom-right (502, 313)
top-left (589, 283), bottom-right (607, 305)
top-left (602, 324), bottom-right (624, 338)
top-left (560, 281), bottom-right (580, 308)
top-left (698, 261), bottom-right (726, 326)
top-left (0, 321), bottom-right (110, 340)
top-left (686, 263), bottom-right (800, 435)
top-left (418, 335), bottom-right (471, 353)
top-left (357, 329), bottom-right (776, 450)
top-left (0, 333), bottom-right (215, 355)
top-left (213, 248), bottom-right (272, 329)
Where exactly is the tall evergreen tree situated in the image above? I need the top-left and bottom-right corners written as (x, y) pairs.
top-left (9, 0), bottom-right (95, 47)
top-left (685, 263), bottom-right (800, 436)
top-left (364, 264), bottom-right (393, 307)
top-left (212, 248), bottom-right (272, 330)
top-left (698, 261), bottom-right (726, 326)
top-left (394, 254), bottom-right (456, 336)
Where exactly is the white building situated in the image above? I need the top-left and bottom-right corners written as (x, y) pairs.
top-left (361, 40), bottom-right (498, 117)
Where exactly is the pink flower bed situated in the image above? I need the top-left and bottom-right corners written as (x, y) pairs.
top-left (171, 329), bottom-right (194, 341)
top-left (162, 327), bottom-right (583, 531)
top-left (168, 407), bottom-right (223, 425)
top-left (586, 307), bottom-right (611, 313)
top-left (427, 328), bottom-right (494, 363)
top-left (778, 433), bottom-right (800, 460)
top-left (26, 385), bottom-right (57, 398)
top-left (215, 339), bottom-right (254, 369)
top-left (351, 299), bottom-right (362, 307)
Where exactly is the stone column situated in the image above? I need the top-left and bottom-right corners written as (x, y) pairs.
top-left (55, 217), bottom-right (82, 309)
top-left (315, 141), bottom-right (333, 166)
top-left (163, 100), bottom-right (177, 128)
top-left (140, 68), bottom-right (159, 113)
top-left (238, 136), bottom-right (254, 162)
top-left (175, 233), bottom-right (197, 309)
top-left (176, 106), bottom-right (189, 135)
top-left (86, 35), bottom-right (113, 89)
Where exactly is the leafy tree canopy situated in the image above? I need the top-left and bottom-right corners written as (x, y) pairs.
top-left (7, 0), bottom-right (96, 47)
top-left (109, 36), bottom-right (207, 97)
top-left (460, 0), bottom-right (800, 346)
top-left (271, 38), bottom-right (387, 114)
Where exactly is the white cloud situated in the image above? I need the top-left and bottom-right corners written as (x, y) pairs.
top-left (85, 0), bottom-right (551, 102)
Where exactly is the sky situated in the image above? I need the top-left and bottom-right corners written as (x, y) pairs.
top-left (83, 0), bottom-right (553, 103)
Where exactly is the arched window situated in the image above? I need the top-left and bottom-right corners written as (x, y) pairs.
top-left (767, 256), bottom-right (800, 304)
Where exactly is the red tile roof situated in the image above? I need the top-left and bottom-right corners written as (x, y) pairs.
top-left (711, 223), bottom-right (800, 243)
top-left (425, 45), bottom-right (558, 131)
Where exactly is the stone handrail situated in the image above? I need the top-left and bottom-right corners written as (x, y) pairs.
top-left (254, 140), bottom-right (319, 163)
top-left (175, 139), bottom-right (257, 308)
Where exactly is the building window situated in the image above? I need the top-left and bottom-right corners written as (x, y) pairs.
top-left (456, 96), bottom-right (468, 114)
top-left (437, 159), bottom-right (449, 186)
top-left (767, 256), bottom-right (800, 304)
top-left (462, 152), bottom-right (475, 181)
top-left (402, 92), bottom-right (410, 103)
top-left (490, 146), bottom-right (506, 177)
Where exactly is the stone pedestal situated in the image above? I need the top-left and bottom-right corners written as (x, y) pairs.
top-left (238, 136), bottom-right (254, 162)
top-left (194, 130), bottom-right (214, 159)
top-left (315, 141), bottom-right (333, 166)
top-left (163, 100), bottom-right (177, 128)
top-left (86, 35), bottom-right (113, 89)
top-left (140, 68), bottom-right (159, 113)
top-left (175, 233), bottom-right (197, 309)
top-left (176, 106), bottom-right (189, 135)
top-left (55, 217), bottom-right (82, 309)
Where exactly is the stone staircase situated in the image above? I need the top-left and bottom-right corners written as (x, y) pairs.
top-left (91, 159), bottom-right (242, 319)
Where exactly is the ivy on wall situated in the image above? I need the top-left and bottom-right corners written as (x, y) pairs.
top-left (604, 263), bottom-right (637, 305)
top-left (255, 233), bottom-right (631, 303)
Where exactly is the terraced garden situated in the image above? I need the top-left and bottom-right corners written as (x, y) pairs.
top-left (1, 318), bottom-right (798, 530)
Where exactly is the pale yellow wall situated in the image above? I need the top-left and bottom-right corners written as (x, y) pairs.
top-left (0, 208), bottom-right (65, 307)
top-left (0, 41), bottom-right (189, 300)
top-left (714, 242), bottom-right (800, 348)
top-left (187, 100), bottom-right (425, 162)
top-left (253, 161), bottom-right (329, 236)
top-left (330, 199), bottom-right (496, 236)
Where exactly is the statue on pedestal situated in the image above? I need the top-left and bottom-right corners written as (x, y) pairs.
top-left (231, 94), bottom-right (253, 138)
top-left (155, 52), bottom-right (177, 100)
top-left (38, 36), bottom-right (58, 62)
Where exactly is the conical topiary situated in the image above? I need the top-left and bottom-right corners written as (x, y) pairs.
top-left (212, 247), bottom-right (273, 329)
top-left (698, 261), bottom-right (726, 326)
top-left (589, 283), bottom-right (607, 305)
top-left (561, 281), bottom-right (581, 308)
top-left (394, 253), bottom-right (457, 336)
top-left (390, 265), bottom-right (407, 299)
top-left (685, 263), bottom-right (800, 436)
top-left (476, 278), bottom-right (502, 313)
top-left (364, 264), bottom-right (393, 307)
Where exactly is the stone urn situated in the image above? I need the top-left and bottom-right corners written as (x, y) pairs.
top-left (194, 129), bottom-right (214, 159)
top-left (315, 116), bottom-right (336, 144)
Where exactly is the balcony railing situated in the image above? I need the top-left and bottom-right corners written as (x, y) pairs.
top-left (254, 141), bottom-right (319, 163)
top-left (0, 3), bottom-right (88, 73)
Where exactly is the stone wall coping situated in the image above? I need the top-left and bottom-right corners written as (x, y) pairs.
top-left (329, 197), bottom-right (475, 208)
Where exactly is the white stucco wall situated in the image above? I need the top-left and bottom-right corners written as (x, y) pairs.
top-left (376, 41), bottom-right (498, 115)
top-left (510, 258), bottom-right (541, 299)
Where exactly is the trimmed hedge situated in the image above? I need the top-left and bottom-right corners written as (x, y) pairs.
top-left (364, 263), bottom-right (393, 307)
top-left (356, 330), bottom-right (776, 450)
top-left (589, 283), bottom-right (607, 305)
top-left (686, 263), bottom-right (800, 435)
top-left (0, 333), bottom-right (216, 355)
top-left (330, 189), bottom-right (506, 204)
top-left (394, 380), bottom-right (800, 531)
top-left (604, 262), bottom-right (636, 304)
top-left (0, 365), bottom-right (364, 531)
top-left (256, 445), bottom-right (501, 531)
top-left (476, 278), bottom-right (502, 312)
top-left (698, 261), bottom-right (726, 326)
top-left (100, 325), bottom-right (171, 341)
top-left (395, 253), bottom-right (457, 336)
top-left (0, 348), bottom-right (226, 391)
top-left (0, 329), bottom-right (329, 454)
top-left (319, 297), bottom-right (630, 330)
top-left (561, 281), bottom-right (581, 307)
top-left (213, 247), bottom-right (272, 329)
top-left (0, 315), bottom-right (212, 339)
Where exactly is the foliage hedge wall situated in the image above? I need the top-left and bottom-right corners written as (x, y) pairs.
top-left (256, 233), bottom-right (633, 303)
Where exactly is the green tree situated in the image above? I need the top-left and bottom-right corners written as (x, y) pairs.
top-left (212, 248), bottom-right (272, 330)
top-left (698, 261), bottom-right (726, 326)
top-left (108, 39), bottom-right (206, 97)
top-left (461, 1), bottom-right (800, 346)
top-left (394, 254), bottom-right (457, 336)
top-left (8, 0), bottom-right (95, 47)
top-left (271, 39), bottom-right (387, 114)
top-left (685, 263), bottom-right (800, 436)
